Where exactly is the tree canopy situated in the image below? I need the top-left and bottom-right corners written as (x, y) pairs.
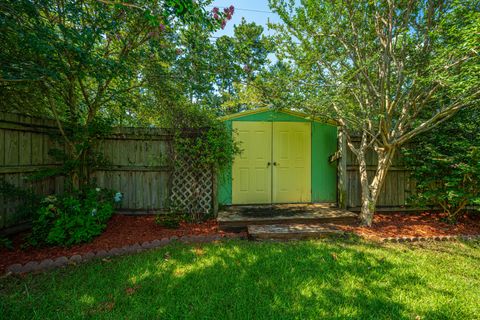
top-left (0, 0), bottom-right (271, 189)
top-left (270, 0), bottom-right (480, 225)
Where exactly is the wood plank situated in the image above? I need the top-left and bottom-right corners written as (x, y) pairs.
top-left (157, 171), bottom-right (169, 209)
top-left (135, 172), bottom-right (143, 209)
top-left (31, 133), bottom-right (44, 165)
top-left (149, 172), bottom-right (157, 209)
top-left (120, 170), bottom-right (130, 209)
top-left (0, 165), bottom-right (58, 174)
top-left (0, 125), bottom-right (5, 166)
top-left (144, 172), bottom-right (152, 210)
top-left (398, 171), bottom-right (406, 206)
top-left (347, 165), bottom-right (408, 171)
top-left (43, 131), bottom-right (50, 164)
top-left (4, 130), bottom-right (19, 165)
top-left (19, 128), bottom-right (32, 165)
top-left (95, 165), bottom-right (170, 172)
top-left (126, 171), bottom-right (134, 209)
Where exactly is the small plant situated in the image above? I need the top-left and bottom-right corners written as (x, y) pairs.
top-left (29, 187), bottom-right (121, 246)
top-left (0, 236), bottom-right (13, 250)
top-left (155, 212), bottom-right (184, 229)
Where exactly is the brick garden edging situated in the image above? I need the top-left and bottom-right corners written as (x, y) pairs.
top-left (5, 233), bottom-right (479, 275)
top-left (5, 233), bottom-right (245, 275)
top-left (379, 234), bottom-right (480, 243)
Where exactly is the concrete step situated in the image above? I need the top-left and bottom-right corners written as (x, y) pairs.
top-left (247, 223), bottom-right (346, 241)
top-left (217, 211), bottom-right (358, 231)
top-left (218, 204), bottom-right (358, 232)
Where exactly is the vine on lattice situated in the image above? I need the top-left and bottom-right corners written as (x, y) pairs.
top-left (169, 155), bottom-right (213, 220)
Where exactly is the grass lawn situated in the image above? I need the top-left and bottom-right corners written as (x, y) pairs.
top-left (1, 238), bottom-right (479, 319)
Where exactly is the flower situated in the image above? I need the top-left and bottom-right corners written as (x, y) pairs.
top-left (229, 5), bottom-right (235, 14)
top-left (91, 208), bottom-right (97, 216)
top-left (213, 13), bottom-right (219, 20)
top-left (212, 7), bottom-right (219, 13)
top-left (221, 20), bottom-right (226, 29)
top-left (42, 195), bottom-right (57, 204)
top-left (114, 192), bottom-right (123, 203)
top-left (96, 188), bottom-right (101, 192)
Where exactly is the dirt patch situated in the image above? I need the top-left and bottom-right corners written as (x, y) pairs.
top-left (0, 215), bottom-right (237, 274)
top-left (342, 212), bottom-right (480, 239)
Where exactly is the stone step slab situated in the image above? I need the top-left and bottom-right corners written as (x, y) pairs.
top-left (248, 223), bottom-right (345, 241)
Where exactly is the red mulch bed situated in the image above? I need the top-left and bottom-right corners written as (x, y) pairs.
top-left (1, 212), bottom-right (479, 274)
top-left (0, 215), bottom-right (237, 275)
top-left (342, 211), bottom-right (480, 239)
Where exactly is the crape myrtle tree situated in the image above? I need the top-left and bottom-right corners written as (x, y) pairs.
top-left (0, 0), bottom-right (231, 189)
top-left (270, 0), bottom-right (480, 225)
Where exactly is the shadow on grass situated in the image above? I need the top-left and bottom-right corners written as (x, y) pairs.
top-left (0, 239), bottom-right (477, 319)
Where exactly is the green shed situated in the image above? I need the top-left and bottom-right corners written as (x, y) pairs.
top-left (218, 108), bottom-right (339, 206)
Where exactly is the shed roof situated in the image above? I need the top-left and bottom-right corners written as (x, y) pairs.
top-left (219, 107), bottom-right (339, 126)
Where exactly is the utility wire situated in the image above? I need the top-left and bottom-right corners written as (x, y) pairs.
top-left (206, 5), bottom-right (275, 15)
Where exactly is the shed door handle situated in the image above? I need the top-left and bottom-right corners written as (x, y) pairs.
top-left (267, 162), bottom-right (271, 167)
top-left (273, 162), bottom-right (279, 166)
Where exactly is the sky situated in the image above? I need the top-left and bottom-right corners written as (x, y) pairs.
top-left (209, 0), bottom-right (282, 38)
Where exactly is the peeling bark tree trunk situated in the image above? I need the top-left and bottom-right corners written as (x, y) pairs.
top-left (356, 133), bottom-right (397, 226)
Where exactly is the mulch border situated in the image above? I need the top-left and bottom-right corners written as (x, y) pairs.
top-left (4, 233), bottom-right (245, 276)
top-left (4, 232), bottom-right (480, 276)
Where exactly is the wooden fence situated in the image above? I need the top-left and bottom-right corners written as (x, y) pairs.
top-left (344, 137), bottom-right (415, 210)
top-left (94, 128), bottom-right (172, 212)
top-left (0, 112), bottom-right (416, 230)
top-left (0, 113), bottom-right (175, 230)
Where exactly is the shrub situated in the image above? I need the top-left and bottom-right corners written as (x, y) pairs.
top-left (403, 108), bottom-right (480, 222)
top-left (29, 188), bottom-right (122, 246)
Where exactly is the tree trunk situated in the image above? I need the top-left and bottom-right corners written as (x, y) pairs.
top-left (358, 145), bottom-right (396, 226)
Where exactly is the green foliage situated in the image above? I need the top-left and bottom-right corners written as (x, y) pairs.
top-left (148, 97), bottom-right (240, 170)
top-left (0, 0), bottom-right (233, 189)
top-left (174, 121), bottom-right (239, 170)
top-left (155, 212), bottom-right (183, 229)
top-left (269, 0), bottom-right (480, 225)
top-left (403, 108), bottom-right (480, 222)
top-left (29, 188), bottom-right (118, 246)
top-left (0, 180), bottom-right (42, 223)
top-left (0, 236), bottom-right (13, 250)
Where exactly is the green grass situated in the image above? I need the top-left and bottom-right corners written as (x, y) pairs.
top-left (1, 238), bottom-right (479, 319)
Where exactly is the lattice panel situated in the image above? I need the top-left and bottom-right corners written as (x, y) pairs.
top-left (170, 156), bottom-right (213, 217)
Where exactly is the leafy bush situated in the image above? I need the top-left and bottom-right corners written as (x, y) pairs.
top-left (29, 188), bottom-right (122, 246)
top-left (403, 108), bottom-right (480, 222)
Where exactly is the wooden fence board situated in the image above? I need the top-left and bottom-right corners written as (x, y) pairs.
top-left (345, 137), bottom-right (414, 209)
top-left (1, 111), bottom-right (416, 230)
top-left (0, 112), bottom-right (174, 229)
